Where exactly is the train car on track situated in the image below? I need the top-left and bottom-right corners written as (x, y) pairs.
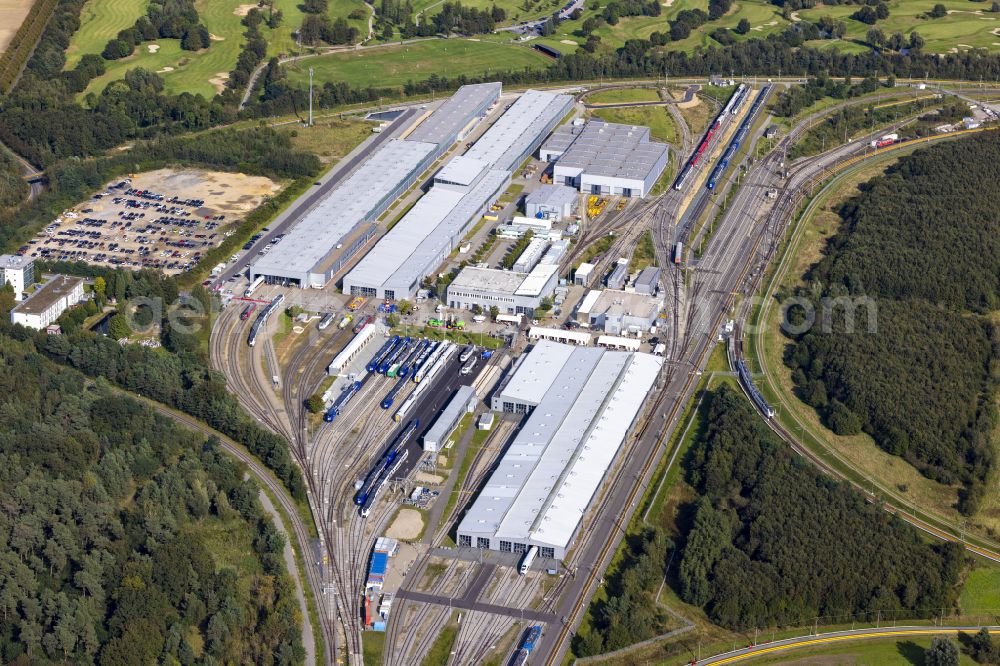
top-left (366, 336), bottom-right (400, 373)
top-left (324, 380), bottom-right (363, 422)
top-left (247, 294), bottom-right (284, 347)
top-left (318, 312), bottom-right (335, 330)
top-left (240, 303), bottom-right (256, 321)
top-left (673, 242), bottom-right (684, 265)
top-left (244, 275), bottom-right (265, 298)
top-left (737, 359), bottom-right (775, 418)
top-left (706, 85), bottom-right (772, 191)
top-left (354, 419), bottom-right (420, 507)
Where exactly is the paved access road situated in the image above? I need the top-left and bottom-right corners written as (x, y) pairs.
top-left (699, 626), bottom-right (1000, 665)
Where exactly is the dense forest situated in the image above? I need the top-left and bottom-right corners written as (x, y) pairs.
top-left (678, 386), bottom-right (963, 630)
top-left (0, 150), bottom-right (28, 211)
top-left (0, 332), bottom-right (303, 663)
top-left (785, 135), bottom-right (1000, 512)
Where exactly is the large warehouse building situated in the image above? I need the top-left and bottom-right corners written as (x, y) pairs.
top-left (540, 120), bottom-right (669, 198)
top-left (458, 340), bottom-right (661, 559)
top-left (249, 83), bottom-right (500, 288)
top-left (342, 89), bottom-right (574, 300)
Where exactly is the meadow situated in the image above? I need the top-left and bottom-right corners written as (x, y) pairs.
top-left (66, 0), bottom-right (370, 99)
top-left (284, 38), bottom-right (549, 88)
top-left (0, 0), bottom-right (38, 53)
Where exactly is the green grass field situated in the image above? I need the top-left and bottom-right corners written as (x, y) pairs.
top-left (798, 0), bottom-right (1000, 54)
top-left (960, 566), bottom-right (1000, 613)
top-left (526, 0), bottom-right (1000, 55)
top-left (285, 39), bottom-right (549, 88)
top-left (743, 635), bottom-right (979, 665)
top-left (586, 86), bottom-right (659, 103)
top-left (590, 104), bottom-right (679, 143)
top-left (66, 0), bottom-right (370, 99)
top-left (64, 0), bottom-right (149, 68)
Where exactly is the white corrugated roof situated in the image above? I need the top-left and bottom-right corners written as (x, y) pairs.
top-left (459, 342), bottom-right (661, 550)
top-left (252, 139), bottom-right (436, 278)
top-left (515, 263), bottom-right (558, 296)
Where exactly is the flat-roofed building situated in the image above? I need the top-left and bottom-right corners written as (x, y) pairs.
top-left (250, 83), bottom-right (500, 288)
top-left (405, 82), bottom-right (500, 146)
top-left (343, 89), bottom-right (572, 300)
top-left (0, 254), bottom-right (34, 300)
top-left (423, 385), bottom-right (478, 452)
top-left (463, 89), bottom-right (575, 172)
top-left (632, 266), bottom-right (661, 296)
top-left (458, 340), bottom-right (661, 558)
top-left (11, 275), bottom-right (84, 330)
top-left (446, 263), bottom-right (558, 315)
top-left (576, 289), bottom-right (663, 335)
top-left (525, 184), bottom-right (578, 220)
top-left (542, 121), bottom-right (669, 198)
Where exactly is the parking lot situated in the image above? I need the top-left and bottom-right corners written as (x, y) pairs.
top-left (22, 168), bottom-right (280, 275)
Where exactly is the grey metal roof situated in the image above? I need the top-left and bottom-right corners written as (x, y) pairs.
top-left (463, 90), bottom-right (575, 171)
top-left (458, 341), bottom-right (662, 550)
top-left (549, 121), bottom-right (669, 181)
top-left (450, 266), bottom-right (526, 294)
top-left (525, 184), bottom-right (578, 207)
top-left (423, 385), bottom-right (477, 449)
top-left (405, 83), bottom-right (501, 145)
top-left (435, 155), bottom-right (490, 187)
top-left (344, 168), bottom-right (511, 296)
top-left (635, 266), bottom-right (661, 289)
top-left (251, 139), bottom-right (436, 280)
top-left (12, 276), bottom-right (83, 315)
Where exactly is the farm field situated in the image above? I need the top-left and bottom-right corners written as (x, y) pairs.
top-left (0, 0), bottom-right (37, 53)
top-left (67, 0), bottom-right (370, 99)
top-left (284, 39), bottom-right (550, 89)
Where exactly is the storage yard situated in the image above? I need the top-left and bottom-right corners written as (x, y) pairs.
top-left (26, 168), bottom-right (280, 274)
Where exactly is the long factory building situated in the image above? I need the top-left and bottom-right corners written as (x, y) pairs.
top-left (457, 340), bottom-right (661, 560)
top-left (249, 83), bottom-right (501, 288)
top-left (342, 89), bottom-right (574, 301)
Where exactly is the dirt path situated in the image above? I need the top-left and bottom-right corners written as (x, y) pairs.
top-left (256, 485), bottom-right (317, 666)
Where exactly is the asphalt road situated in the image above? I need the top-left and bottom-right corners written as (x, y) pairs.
top-left (212, 107), bottom-right (419, 286)
top-left (698, 626), bottom-right (1000, 665)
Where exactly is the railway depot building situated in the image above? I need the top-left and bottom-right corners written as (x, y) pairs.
top-left (249, 83), bottom-right (500, 288)
top-left (458, 340), bottom-right (661, 559)
top-left (446, 263), bottom-right (558, 315)
top-left (540, 120), bottom-right (669, 198)
top-left (342, 89), bottom-right (573, 300)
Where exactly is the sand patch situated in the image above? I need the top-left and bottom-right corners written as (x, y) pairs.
top-left (209, 71), bottom-right (230, 94)
top-left (560, 39), bottom-right (576, 44)
top-left (958, 43), bottom-right (974, 48)
top-left (947, 8), bottom-right (983, 14)
top-left (661, 0), bottom-right (674, 6)
top-left (209, 33), bottom-right (224, 41)
top-left (992, 27), bottom-right (1000, 35)
top-left (156, 66), bottom-right (175, 73)
top-left (412, 471), bottom-right (444, 484)
top-left (789, 10), bottom-right (801, 22)
top-left (147, 44), bottom-right (160, 53)
top-left (385, 509), bottom-right (424, 540)
top-left (233, 3), bottom-right (258, 16)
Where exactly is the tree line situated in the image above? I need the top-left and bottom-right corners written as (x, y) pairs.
top-left (0, 332), bottom-right (303, 663)
top-left (784, 134), bottom-right (1000, 513)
